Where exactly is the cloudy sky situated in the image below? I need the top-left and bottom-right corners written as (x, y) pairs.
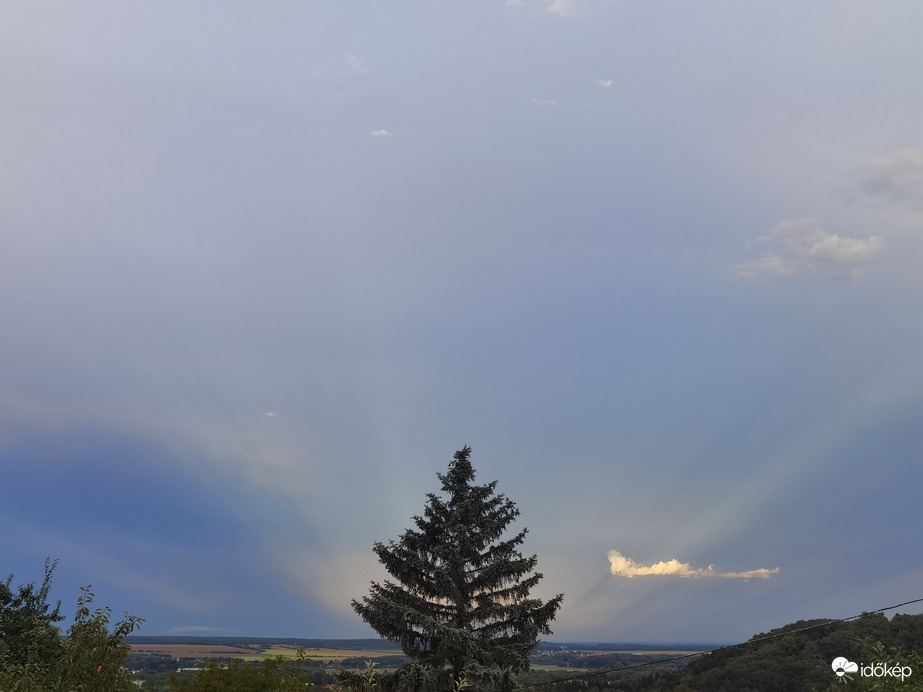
top-left (3, 0), bottom-right (922, 643)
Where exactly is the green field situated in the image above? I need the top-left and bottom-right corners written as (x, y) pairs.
top-left (228, 645), bottom-right (403, 662)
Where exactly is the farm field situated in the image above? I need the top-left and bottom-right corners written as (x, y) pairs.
top-left (238, 646), bottom-right (403, 662)
top-left (551, 648), bottom-right (700, 656)
top-left (128, 644), bottom-right (259, 658)
top-left (529, 663), bottom-right (591, 672)
top-left (128, 641), bottom-right (403, 662)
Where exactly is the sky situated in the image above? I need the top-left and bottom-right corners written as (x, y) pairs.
top-left (2, 0), bottom-right (922, 644)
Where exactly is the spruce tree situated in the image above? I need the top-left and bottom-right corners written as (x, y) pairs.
top-left (351, 447), bottom-right (563, 691)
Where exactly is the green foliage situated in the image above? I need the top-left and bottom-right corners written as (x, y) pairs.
top-left (646, 612), bottom-right (923, 692)
top-left (337, 659), bottom-right (382, 691)
top-left (851, 640), bottom-right (923, 692)
top-left (169, 649), bottom-right (319, 691)
top-left (348, 447), bottom-right (564, 691)
top-left (0, 558), bottom-right (63, 671)
top-left (0, 562), bottom-right (144, 691)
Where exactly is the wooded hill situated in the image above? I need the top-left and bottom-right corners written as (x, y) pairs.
top-left (624, 611), bottom-right (923, 692)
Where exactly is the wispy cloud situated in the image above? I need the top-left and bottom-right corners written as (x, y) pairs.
top-left (263, 411), bottom-right (277, 418)
top-left (608, 550), bottom-right (779, 580)
top-left (855, 148), bottom-right (923, 208)
top-left (369, 129), bottom-right (394, 136)
top-left (314, 53), bottom-right (368, 79)
top-left (346, 54), bottom-right (367, 75)
top-left (598, 79), bottom-right (613, 88)
top-left (547, 0), bottom-right (577, 16)
top-left (727, 218), bottom-right (882, 280)
top-left (531, 97), bottom-right (557, 107)
top-left (719, 568), bottom-right (781, 579)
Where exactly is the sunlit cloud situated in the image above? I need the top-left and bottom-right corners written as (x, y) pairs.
top-left (855, 148), bottom-right (923, 208)
top-left (369, 129), bottom-right (394, 136)
top-left (263, 411), bottom-right (277, 418)
top-left (531, 97), bottom-right (557, 107)
top-left (599, 79), bottom-right (613, 88)
top-left (727, 218), bottom-right (882, 280)
top-left (608, 550), bottom-right (779, 580)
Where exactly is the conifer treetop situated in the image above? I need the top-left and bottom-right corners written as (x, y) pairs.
top-left (349, 446), bottom-right (563, 692)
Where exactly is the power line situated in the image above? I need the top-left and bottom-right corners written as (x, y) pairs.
top-left (522, 596), bottom-right (923, 689)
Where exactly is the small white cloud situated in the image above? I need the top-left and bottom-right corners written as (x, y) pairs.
top-left (313, 53), bottom-right (368, 79)
top-left (855, 148), bottom-right (923, 207)
top-left (369, 129), bottom-right (394, 136)
top-left (263, 411), bottom-right (277, 418)
top-left (608, 550), bottom-right (778, 580)
top-left (531, 97), bottom-right (557, 107)
top-left (609, 550), bottom-right (712, 578)
top-left (728, 218), bottom-right (882, 280)
top-left (346, 54), bottom-right (367, 75)
top-left (598, 79), bottom-right (613, 88)
top-left (547, 0), bottom-right (577, 16)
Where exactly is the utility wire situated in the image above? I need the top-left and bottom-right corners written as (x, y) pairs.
top-left (521, 596), bottom-right (923, 689)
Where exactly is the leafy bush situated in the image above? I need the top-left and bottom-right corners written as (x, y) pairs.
top-left (0, 560), bottom-right (143, 691)
top-left (169, 649), bottom-right (320, 691)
